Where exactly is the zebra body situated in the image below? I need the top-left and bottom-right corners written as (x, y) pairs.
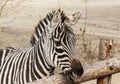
top-left (0, 10), bottom-right (83, 84)
top-left (0, 47), bottom-right (18, 69)
top-left (0, 46), bottom-right (54, 84)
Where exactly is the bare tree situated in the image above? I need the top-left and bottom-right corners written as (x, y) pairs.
top-left (0, 0), bottom-right (9, 16)
top-left (0, 0), bottom-right (24, 27)
top-left (0, 0), bottom-right (24, 16)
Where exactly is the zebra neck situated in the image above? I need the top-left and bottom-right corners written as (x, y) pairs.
top-left (43, 36), bottom-right (54, 67)
top-left (32, 39), bottom-right (55, 68)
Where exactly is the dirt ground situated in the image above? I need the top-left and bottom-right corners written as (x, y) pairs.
top-left (0, 0), bottom-right (120, 84)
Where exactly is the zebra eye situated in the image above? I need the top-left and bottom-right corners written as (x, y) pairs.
top-left (72, 72), bottom-right (77, 78)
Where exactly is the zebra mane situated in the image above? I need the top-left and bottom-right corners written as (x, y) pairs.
top-left (30, 9), bottom-right (66, 46)
top-left (30, 11), bottom-right (54, 46)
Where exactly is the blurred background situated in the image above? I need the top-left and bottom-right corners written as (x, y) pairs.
top-left (0, 0), bottom-right (120, 84)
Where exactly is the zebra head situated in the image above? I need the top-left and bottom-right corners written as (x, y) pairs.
top-left (30, 9), bottom-right (83, 82)
top-left (50, 10), bottom-right (83, 83)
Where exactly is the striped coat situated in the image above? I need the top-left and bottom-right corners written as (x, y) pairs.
top-left (0, 10), bottom-right (83, 84)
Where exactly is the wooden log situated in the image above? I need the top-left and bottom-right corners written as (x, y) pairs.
top-left (97, 39), bottom-right (114, 84)
top-left (27, 56), bottom-right (120, 84)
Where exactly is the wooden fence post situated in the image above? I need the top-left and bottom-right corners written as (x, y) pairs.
top-left (97, 38), bottom-right (114, 84)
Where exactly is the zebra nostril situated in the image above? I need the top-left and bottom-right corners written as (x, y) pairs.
top-left (109, 45), bottom-right (112, 50)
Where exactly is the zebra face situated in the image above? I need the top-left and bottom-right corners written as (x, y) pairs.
top-left (50, 10), bottom-right (84, 82)
top-left (52, 18), bottom-right (83, 83)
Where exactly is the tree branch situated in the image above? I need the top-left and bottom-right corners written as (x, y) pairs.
top-left (0, 0), bottom-right (9, 16)
top-left (27, 56), bottom-right (120, 84)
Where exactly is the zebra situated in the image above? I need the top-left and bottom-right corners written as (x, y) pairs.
top-left (0, 9), bottom-right (83, 84)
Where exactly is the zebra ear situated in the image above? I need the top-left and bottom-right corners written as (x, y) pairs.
top-left (51, 11), bottom-right (61, 30)
top-left (65, 11), bottom-right (81, 26)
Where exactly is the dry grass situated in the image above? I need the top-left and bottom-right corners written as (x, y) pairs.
top-left (75, 28), bottom-right (99, 64)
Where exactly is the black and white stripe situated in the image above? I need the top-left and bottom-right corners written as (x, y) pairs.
top-left (0, 9), bottom-right (83, 84)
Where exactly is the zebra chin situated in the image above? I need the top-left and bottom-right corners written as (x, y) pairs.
top-left (63, 58), bottom-right (84, 83)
